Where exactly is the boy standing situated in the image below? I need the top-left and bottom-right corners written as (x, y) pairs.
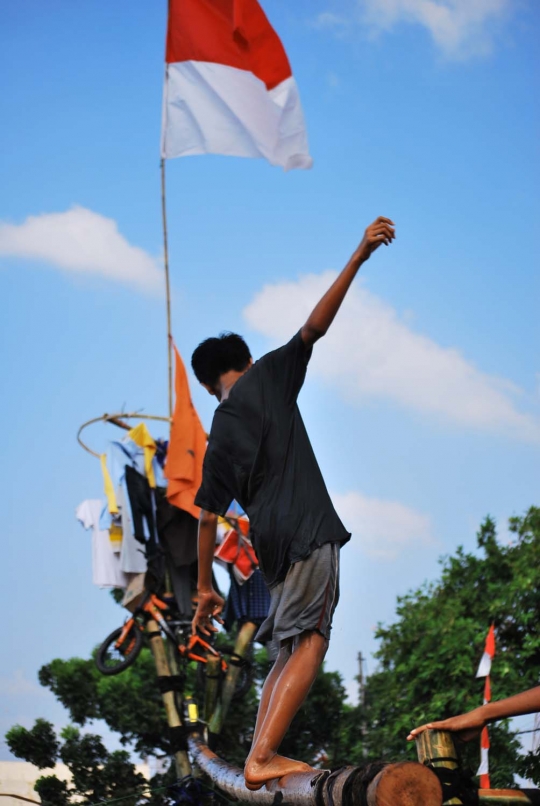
top-left (191, 217), bottom-right (395, 789)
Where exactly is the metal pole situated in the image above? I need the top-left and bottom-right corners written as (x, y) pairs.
top-left (358, 652), bottom-right (365, 706)
top-left (358, 651), bottom-right (368, 759)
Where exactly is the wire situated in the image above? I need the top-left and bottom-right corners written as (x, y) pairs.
top-left (514, 728), bottom-right (540, 737)
top-left (88, 782), bottom-right (169, 805)
top-left (87, 775), bottom-right (233, 806)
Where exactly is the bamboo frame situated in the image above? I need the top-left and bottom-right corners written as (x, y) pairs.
top-left (147, 619), bottom-right (191, 778)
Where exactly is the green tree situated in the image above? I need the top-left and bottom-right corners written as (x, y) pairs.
top-left (39, 649), bottom-right (171, 757)
top-left (6, 722), bottom-right (150, 806)
top-left (361, 507), bottom-right (540, 787)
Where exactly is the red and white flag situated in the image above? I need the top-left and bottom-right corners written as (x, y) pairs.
top-left (161, 0), bottom-right (312, 171)
top-left (476, 623), bottom-right (496, 680)
top-left (476, 624), bottom-right (496, 789)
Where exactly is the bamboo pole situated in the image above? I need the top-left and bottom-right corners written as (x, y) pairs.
top-left (416, 729), bottom-right (462, 805)
top-left (146, 619), bottom-right (191, 778)
top-left (160, 158), bottom-right (173, 420)
top-left (416, 730), bottom-right (540, 806)
top-left (208, 621), bottom-right (257, 735)
top-left (187, 733), bottom-right (442, 806)
top-left (204, 656), bottom-right (222, 725)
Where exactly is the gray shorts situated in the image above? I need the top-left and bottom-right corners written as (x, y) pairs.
top-left (256, 542), bottom-right (340, 646)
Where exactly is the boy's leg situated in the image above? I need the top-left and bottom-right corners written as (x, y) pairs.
top-left (244, 629), bottom-right (327, 789)
top-left (245, 542), bottom-right (340, 789)
top-left (250, 641), bottom-right (292, 745)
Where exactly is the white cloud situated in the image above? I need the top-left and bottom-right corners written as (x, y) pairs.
top-left (333, 490), bottom-right (434, 559)
top-left (319, 0), bottom-right (512, 59)
top-left (313, 11), bottom-right (350, 31)
top-left (326, 71), bottom-right (342, 89)
top-left (0, 207), bottom-right (163, 293)
top-left (243, 271), bottom-right (540, 444)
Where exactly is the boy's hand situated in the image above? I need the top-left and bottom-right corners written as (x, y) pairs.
top-left (406, 708), bottom-right (487, 743)
top-left (192, 588), bottom-right (225, 636)
top-left (354, 216), bottom-right (395, 263)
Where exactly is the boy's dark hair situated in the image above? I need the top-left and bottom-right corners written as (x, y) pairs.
top-left (191, 333), bottom-right (252, 388)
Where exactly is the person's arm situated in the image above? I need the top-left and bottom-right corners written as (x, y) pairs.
top-left (301, 216), bottom-right (395, 348)
top-left (407, 686), bottom-right (540, 742)
top-left (191, 509), bottom-right (225, 636)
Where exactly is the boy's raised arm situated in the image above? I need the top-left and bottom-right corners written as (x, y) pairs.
top-left (301, 216), bottom-right (395, 348)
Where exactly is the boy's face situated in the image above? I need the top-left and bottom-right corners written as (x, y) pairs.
top-left (202, 382), bottom-right (218, 398)
top-left (200, 359), bottom-right (254, 400)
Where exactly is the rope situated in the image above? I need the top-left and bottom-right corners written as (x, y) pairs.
top-left (422, 761), bottom-right (479, 805)
top-left (88, 782), bottom-right (169, 805)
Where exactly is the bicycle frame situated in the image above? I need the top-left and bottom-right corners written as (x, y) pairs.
top-left (115, 592), bottom-right (227, 672)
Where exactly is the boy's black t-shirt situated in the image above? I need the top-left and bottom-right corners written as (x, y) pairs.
top-left (194, 330), bottom-right (351, 588)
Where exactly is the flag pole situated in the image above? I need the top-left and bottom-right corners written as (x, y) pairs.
top-left (161, 157), bottom-right (173, 420)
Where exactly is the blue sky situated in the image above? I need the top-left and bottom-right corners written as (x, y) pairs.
top-left (1, 0), bottom-right (539, 762)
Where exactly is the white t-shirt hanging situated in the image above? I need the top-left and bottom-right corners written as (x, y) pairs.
top-left (76, 499), bottom-right (128, 589)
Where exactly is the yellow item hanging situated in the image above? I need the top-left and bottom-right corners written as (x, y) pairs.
top-left (128, 423), bottom-right (157, 488)
top-left (109, 522), bottom-right (123, 550)
top-left (100, 453), bottom-right (119, 514)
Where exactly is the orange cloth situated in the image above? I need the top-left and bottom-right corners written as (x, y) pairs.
top-left (214, 528), bottom-right (258, 582)
top-left (165, 345), bottom-right (207, 519)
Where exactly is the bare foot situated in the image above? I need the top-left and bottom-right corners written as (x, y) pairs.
top-left (244, 754), bottom-right (317, 790)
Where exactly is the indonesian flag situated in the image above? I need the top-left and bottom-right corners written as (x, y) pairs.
top-left (476, 624), bottom-right (496, 788)
top-left (161, 0), bottom-right (313, 171)
top-left (476, 623), bottom-right (496, 679)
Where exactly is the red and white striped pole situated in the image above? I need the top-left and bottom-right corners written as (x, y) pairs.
top-left (476, 624), bottom-right (496, 789)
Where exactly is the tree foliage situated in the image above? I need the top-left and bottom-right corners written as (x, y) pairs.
top-left (6, 722), bottom-right (149, 806)
top-left (361, 507), bottom-right (540, 787)
top-left (6, 719), bottom-right (59, 770)
top-left (39, 649), bottom-right (171, 757)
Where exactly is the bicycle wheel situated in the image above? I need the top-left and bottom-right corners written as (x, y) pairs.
top-left (95, 624), bottom-right (143, 675)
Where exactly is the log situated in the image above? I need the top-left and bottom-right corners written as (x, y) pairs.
top-left (188, 733), bottom-right (443, 806)
top-left (366, 761), bottom-right (443, 805)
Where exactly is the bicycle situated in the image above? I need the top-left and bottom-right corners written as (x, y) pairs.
top-left (95, 590), bottom-right (253, 700)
